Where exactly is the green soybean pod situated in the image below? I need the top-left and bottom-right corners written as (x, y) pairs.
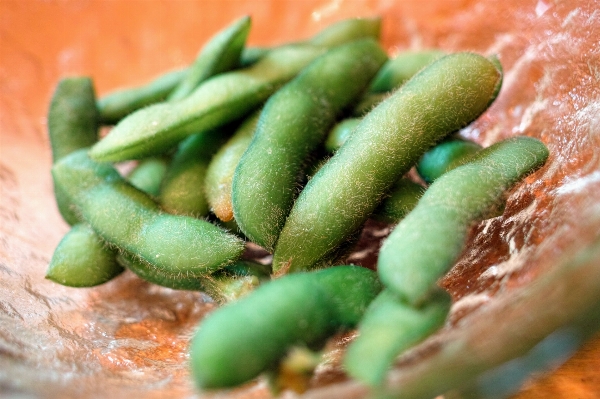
top-left (48, 77), bottom-right (99, 225)
top-left (89, 44), bottom-right (327, 163)
top-left (369, 49), bottom-right (446, 93)
top-left (232, 39), bottom-right (388, 251)
top-left (117, 252), bottom-right (205, 291)
top-left (378, 136), bottom-right (549, 306)
top-left (97, 68), bottom-right (187, 125)
top-left (167, 16), bottom-right (251, 102)
top-left (309, 17), bottom-right (381, 47)
top-left (205, 111), bottom-right (261, 222)
top-left (126, 157), bottom-right (169, 197)
top-left (372, 178), bottom-right (425, 224)
top-left (46, 223), bottom-right (123, 287)
top-left (272, 52), bottom-right (503, 274)
top-left (189, 265), bottom-right (381, 389)
top-left (159, 128), bottom-right (229, 217)
top-left (416, 136), bottom-right (483, 184)
top-left (52, 149), bottom-right (245, 277)
top-left (343, 289), bottom-right (450, 387)
top-left (118, 254), bottom-right (265, 302)
top-left (324, 118), bottom-right (362, 153)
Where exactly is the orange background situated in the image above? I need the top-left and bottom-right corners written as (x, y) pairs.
top-left (1, 1), bottom-right (599, 398)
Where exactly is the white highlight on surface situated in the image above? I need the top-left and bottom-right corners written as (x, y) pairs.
top-left (535, 0), bottom-right (551, 17)
top-left (555, 171), bottom-right (600, 195)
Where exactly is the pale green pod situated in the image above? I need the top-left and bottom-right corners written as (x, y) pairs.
top-left (89, 44), bottom-right (327, 162)
top-left (126, 157), bottom-right (169, 197)
top-left (46, 223), bottom-right (123, 287)
top-left (272, 52), bottom-right (503, 274)
top-left (369, 49), bottom-right (446, 93)
top-left (52, 149), bottom-right (245, 277)
top-left (324, 118), bottom-right (362, 153)
top-left (205, 111), bottom-right (260, 222)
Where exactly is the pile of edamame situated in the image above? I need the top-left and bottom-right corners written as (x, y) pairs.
top-left (45, 15), bottom-right (549, 396)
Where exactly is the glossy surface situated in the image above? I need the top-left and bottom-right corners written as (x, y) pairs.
top-left (1, 0), bottom-right (599, 398)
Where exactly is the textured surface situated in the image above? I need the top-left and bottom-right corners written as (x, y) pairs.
top-left (1, 0), bottom-right (599, 398)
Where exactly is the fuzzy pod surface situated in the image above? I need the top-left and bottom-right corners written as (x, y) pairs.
top-left (46, 223), bottom-right (123, 287)
top-left (232, 39), bottom-right (388, 251)
top-left (378, 136), bottom-right (549, 305)
top-left (189, 265), bottom-right (381, 389)
top-left (52, 149), bottom-right (245, 277)
top-left (272, 52), bottom-right (503, 273)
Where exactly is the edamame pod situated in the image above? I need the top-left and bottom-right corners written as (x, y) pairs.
top-left (372, 178), bottom-right (425, 224)
top-left (378, 136), bottom-right (549, 306)
top-left (205, 111), bottom-right (260, 222)
top-left (97, 68), bottom-right (187, 124)
top-left (117, 253), bottom-right (205, 291)
top-left (369, 49), bottom-right (445, 93)
top-left (416, 136), bottom-right (483, 184)
top-left (48, 77), bottom-right (99, 225)
top-left (118, 254), bottom-right (265, 302)
top-left (189, 265), bottom-right (381, 389)
top-left (52, 149), bottom-right (245, 277)
top-left (240, 16), bottom-right (381, 68)
top-left (167, 16), bottom-right (251, 102)
top-left (159, 127), bottom-right (230, 217)
top-left (232, 39), bottom-right (387, 251)
top-left (309, 17), bottom-right (381, 47)
top-left (46, 223), bottom-right (123, 287)
top-left (89, 44), bottom-right (327, 162)
top-left (324, 118), bottom-right (361, 153)
top-left (343, 289), bottom-right (450, 387)
top-left (272, 52), bottom-right (503, 273)
top-left (126, 157), bottom-right (169, 197)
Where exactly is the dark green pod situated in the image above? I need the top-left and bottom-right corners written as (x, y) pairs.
top-left (189, 265), bottom-right (381, 389)
top-left (372, 178), bottom-right (425, 224)
top-left (48, 76), bottom-right (99, 225)
top-left (117, 253), bottom-right (205, 291)
top-left (159, 128), bottom-right (230, 217)
top-left (378, 136), bottom-right (549, 306)
top-left (167, 16), bottom-right (251, 102)
top-left (46, 223), bottom-right (123, 287)
top-left (52, 149), bottom-right (245, 277)
top-left (119, 253), bottom-right (267, 302)
top-left (232, 39), bottom-right (388, 251)
top-left (416, 136), bottom-right (483, 184)
top-left (343, 289), bottom-right (450, 387)
top-left (273, 52), bottom-right (503, 274)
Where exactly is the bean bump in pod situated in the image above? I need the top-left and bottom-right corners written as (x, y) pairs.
top-left (52, 149), bottom-right (245, 277)
top-left (232, 39), bottom-right (388, 251)
top-left (189, 265), bottom-right (382, 389)
top-left (272, 52), bottom-right (503, 274)
top-left (378, 136), bottom-right (549, 306)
